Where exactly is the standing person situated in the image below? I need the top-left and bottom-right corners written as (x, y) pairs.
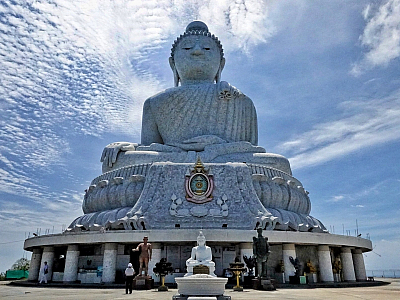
top-left (39, 261), bottom-right (49, 284)
top-left (132, 236), bottom-right (152, 276)
top-left (124, 263), bottom-right (135, 294)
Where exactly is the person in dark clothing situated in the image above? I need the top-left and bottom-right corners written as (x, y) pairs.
top-left (125, 262), bottom-right (135, 294)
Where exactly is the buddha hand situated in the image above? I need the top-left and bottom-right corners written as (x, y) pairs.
top-left (100, 142), bottom-right (138, 167)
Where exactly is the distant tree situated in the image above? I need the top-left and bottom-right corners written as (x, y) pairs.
top-left (11, 258), bottom-right (30, 271)
top-left (0, 272), bottom-right (5, 280)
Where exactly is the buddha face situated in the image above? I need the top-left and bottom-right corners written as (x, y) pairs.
top-left (197, 235), bottom-right (206, 246)
top-left (172, 35), bottom-right (223, 83)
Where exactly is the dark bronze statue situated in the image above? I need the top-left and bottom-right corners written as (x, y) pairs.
top-left (289, 256), bottom-right (302, 277)
top-left (243, 255), bottom-right (256, 276)
top-left (253, 227), bottom-right (270, 278)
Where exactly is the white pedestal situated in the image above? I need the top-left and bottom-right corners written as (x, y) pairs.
top-left (175, 274), bottom-right (227, 296)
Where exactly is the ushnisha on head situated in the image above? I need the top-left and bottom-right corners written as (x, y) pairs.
top-left (128, 263), bottom-right (133, 268)
top-left (197, 230), bottom-right (206, 246)
top-left (169, 21), bottom-right (225, 86)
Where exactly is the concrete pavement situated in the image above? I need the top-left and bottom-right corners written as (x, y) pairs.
top-left (1, 279), bottom-right (399, 300)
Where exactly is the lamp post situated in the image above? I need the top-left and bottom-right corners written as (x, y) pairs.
top-left (229, 259), bottom-right (247, 291)
top-left (153, 258), bottom-right (173, 291)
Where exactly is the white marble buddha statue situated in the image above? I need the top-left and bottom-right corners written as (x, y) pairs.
top-left (70, 21), bottom-right (327, 234)
top-left (185, 231), bottom-right (216, 277)
top-left (100, 21), bottom-right (291, 175)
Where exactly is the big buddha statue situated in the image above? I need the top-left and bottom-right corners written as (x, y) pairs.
top-left (69, 21), bottom-right (327, 233)
top-left (100, 21), bottom-right (290, 175)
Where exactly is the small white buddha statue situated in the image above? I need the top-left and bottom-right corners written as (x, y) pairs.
top-left (185, 231), bottom-right (216, 277)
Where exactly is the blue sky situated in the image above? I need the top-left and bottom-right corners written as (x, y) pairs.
top-left (1, 0), bottom-right (399, 273)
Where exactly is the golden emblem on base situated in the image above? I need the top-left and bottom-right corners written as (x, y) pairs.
top-left (185, 157), bottom-right (214, 204)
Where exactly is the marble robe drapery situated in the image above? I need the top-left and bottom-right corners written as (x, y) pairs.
top-left (141, 81), bottom-right (258, 149)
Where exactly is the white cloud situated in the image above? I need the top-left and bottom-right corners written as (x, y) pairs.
top-left (0, 0), bottom-right (278, 207)
top-left (0, 199), bottom-right (81, 234)
top-left (329, 195), bottom-right (345, 203)
top-left (352, 0), bottom-right (400, 75)
top-left (196, 0), bottom-right (276, 53)
top-left (278, 89), bottom-right (400, 169)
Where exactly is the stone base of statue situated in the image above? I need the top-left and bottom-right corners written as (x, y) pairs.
top-left (173, 274), bottom-right (230, 300)
top-left (69, 161), bottom-right (328, 233)
top-left (133, 275), bottom-right (153, 290)
top-left (252, 277), bottom-right (276, 291)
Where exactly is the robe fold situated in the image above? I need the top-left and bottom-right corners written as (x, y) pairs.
top-left (141, 81), bottom-right (258, 147)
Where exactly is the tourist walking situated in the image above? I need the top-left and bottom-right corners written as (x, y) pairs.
top-left (39, 261), bottom-right (49, 284)
top-left (125, 263), bottom-right (135, 294)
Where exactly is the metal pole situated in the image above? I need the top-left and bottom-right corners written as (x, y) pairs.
top-left (356, 219), bottom-right (359, 236)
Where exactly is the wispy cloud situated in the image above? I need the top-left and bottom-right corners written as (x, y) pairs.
top-left (0, 0), bottom-right (278, 207)
top-left (351, 0), bottom-right (400, 75)
top-left (0, 199), bottom-right (81, 233)
top-left (328, 195), bottom-right (345, 203)
top-left (195, 0), bottom-right (276, 53)
top-left (326, 178), bottom-right (398, 204)
top-left (278, 89), bottom-right (400, 169)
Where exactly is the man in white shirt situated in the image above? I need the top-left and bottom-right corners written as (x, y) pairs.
top-left (125, 262), bottom-right (135, 294)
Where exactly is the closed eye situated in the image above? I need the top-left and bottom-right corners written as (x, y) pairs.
top-left (183, 47), bottom-right (191, 50)
top-left (204, 48), bottom-right (210, 50)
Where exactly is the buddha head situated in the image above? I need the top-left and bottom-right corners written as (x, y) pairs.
top-left (197, 230), bottom-right (206, 246)
top-left (169, 21), bottom-right (225, 86)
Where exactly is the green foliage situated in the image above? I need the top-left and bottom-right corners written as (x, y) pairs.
top-left (11, 258), bottom-right (30, 271)
top-left (0, 272), bottom-right (6, 281)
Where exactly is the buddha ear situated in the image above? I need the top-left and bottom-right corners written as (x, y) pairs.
top-left (169, 57), bottom-right (180, 87)
top-left (215, 58), bottom-right (225, 83)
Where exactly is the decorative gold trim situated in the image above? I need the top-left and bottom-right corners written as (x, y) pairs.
top-left (185, 157), bottom-right (214, 204)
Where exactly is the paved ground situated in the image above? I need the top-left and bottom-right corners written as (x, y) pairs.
top-left (1, 279), bottom-right (399, 300)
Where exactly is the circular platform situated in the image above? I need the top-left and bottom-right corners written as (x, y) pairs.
top-left (24, 229), bottom-right (372, 252)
